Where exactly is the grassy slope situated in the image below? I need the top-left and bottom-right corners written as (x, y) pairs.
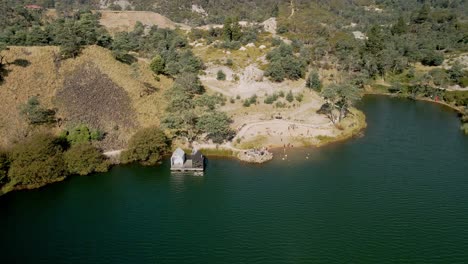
top-left (0, 45), bottom-right (172, 149)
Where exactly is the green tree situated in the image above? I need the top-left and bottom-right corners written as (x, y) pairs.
top-left (196, 111), bottom-right (234, 143)
top-left (8, 134), bottom-right (66, 188)
top-left (20, 96), bottom-right (56, 125)
top-left (217, 69), bottom-right (226, 80)
top-left (223, 17), bottom-right (233, 41)
top-left (391, 16), bottom-right (408, 35)
top-left (150, 54), bottom-right (165, 75)
top-left (121, 127), bottom-right (170, 166)
top-left (321, 84), bottom-right (362, 124)
top-left (306, 71), bottom-right (322, 91)
top-left (64, 143), bottom-right (108, 175)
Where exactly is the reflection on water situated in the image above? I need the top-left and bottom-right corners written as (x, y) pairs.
top-left (170, 171), bottom-right (204, 193)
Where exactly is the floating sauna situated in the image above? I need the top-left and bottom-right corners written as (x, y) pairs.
top-left (170, 148), bottom-right (205, 171)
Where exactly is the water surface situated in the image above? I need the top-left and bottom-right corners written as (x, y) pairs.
top-left (1, 96), bottom-right (468, 263)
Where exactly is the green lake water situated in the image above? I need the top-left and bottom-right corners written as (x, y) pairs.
top-left (1, 95), bottom-right (468, 263)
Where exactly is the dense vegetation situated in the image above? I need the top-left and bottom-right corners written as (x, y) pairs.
top-left (0, 132), bottom-right (110, 193)
top-left (121, 126), bottom-right (170, 166)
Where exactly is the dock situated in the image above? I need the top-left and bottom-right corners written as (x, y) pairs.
top-left (170, 148), bottom-right (205, 172)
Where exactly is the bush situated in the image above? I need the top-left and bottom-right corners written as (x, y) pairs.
top-left (264, 93), bottom-right (279, 104)
top-left (306, 71), bottom-right (322, 91)
top-left (217, 70), bottom-right (226, 81)
top-left (20, 96), bottom-right (56, 125)
top-left (8, 134), bottom-right (67, 188)
top-left (421, 50), bottom-right (444, 66)
top-left (150, 54), bottom-right (165, 75)
top-left (295, 93), bottom-right (304, 102)
top-left (64, 143), bottom-right (109, 176)
top-left (121, 127), bottom-right (170, 166)
top-left (61, 124), bottom-right (104, 145)
top-left (286, 90), bottom-right (294, 102)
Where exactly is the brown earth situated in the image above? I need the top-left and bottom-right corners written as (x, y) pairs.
top-left (0, 45), bottom-right (171, 150)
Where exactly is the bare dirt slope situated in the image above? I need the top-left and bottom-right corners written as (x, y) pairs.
top-left (0, 46), bottom-right (171, 149)
top-left (99, 10), bottom-right (190, 32)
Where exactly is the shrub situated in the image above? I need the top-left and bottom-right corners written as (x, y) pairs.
top-left (64, 143), bottom-right (109, 175)
top-left (61, 124), bottom-right (104, 145)
top-left (295, 93), bottom-right (304, 102)
top-left (286, 90), bottom-right (294, 102)
top-left (226, 59), bottom-right (233, 66)
top-left (217, 70), bottom-right (226, 80)
top-left (150, 54), bottom-right (165, 75)
top-left (8, 134), bottom-right (67, 188)
top-left (121, 127), bottom-right (170, 166)
top-left (421, 50), bottom-right (444, 66)
top-left (306, 71), bottom-right (322, 91)
top-left (20, 96), bottom-right (56, 125)
top-left (264, 93), bottom-right (279, 104)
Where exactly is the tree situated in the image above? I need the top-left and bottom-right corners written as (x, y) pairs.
top-left (64, 143), bottom-right (108, 175)
top-left (196, 111), bottom-right (234, 143)
top-left (391, 16), bottom-right (408, 35)
top-left (150, 54), bottom-right (165, 75)
top-left (121, 127), bottom-right (170, 166)
top-left (8, 134), bottom-right (66, 188)
top-left (174, 73), bottom-right (205, 95)
top-left (223, 17), bottom-right (233, 41)
top-left (306, 71), bottom-right (322, 91)
top-left (365, 25), bottom-right (385, 55)
top-left (217, 69), bottom-right (226, 80)
top-left (321, 84), bottom-right (362, 124)
top-left (20, 96), bottom-right (56, 125)
top-left (421, 50), bottom-right (444, 66)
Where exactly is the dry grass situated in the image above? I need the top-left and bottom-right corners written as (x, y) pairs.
top-left (0, 46), bottom-right (171, 149)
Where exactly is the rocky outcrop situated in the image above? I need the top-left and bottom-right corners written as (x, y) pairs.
top-left (237, 148), bottom-right (273, 163)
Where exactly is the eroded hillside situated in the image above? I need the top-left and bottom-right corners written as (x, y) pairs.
top-left (0, 45), bottom-right (171, 150)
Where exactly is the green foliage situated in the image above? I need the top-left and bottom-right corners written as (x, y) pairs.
top-left (149, 54), bottom-right (165, 75)
top-left (64, 143), bottom-right (108, 176)
top-left (217, 69), bottom-right (226, 81)
top-left (196, 111), bottom-right (234, 143)
top-left (195, 93), bottom-right (226, 110)
top-left (174, 73), bottom-right (205, 95)
top-left (295, 93), bottom-right (304, 102)
top-left (61, 124), bottom-right (104, 145)
top-left (264, 93), bottom-right (279, 104)
top-left (0, 151), bottom-right (10, 186)
top-left (121, 127), bottom-right (170, 166)
top-left (421, 50), bottom-right (444, 66)
top-left (321, 83), bottom-right (362, 123)
top-left (265, 43), bottom-right (306, 82)
top-left (8, 134), bottom-right (67, 188)
top-left (20, 96), bottom-right (56, 125)
top-left (306, 71), bottom-right (322, 91)
top-left (286, 90), bottom-right (294, 103)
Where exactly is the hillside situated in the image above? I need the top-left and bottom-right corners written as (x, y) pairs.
top-left (0, 45), bottom-right (171, 150)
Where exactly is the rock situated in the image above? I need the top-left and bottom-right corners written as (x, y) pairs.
top-left (239, 46), bottom-right (247, 51)
top-left (195, 43), bottom-right (204, 47)
top-left (246, 43), bottom-right (255, 48)
top-left (259, 45), bottom-right (266, 49)
top-left (237, 148), bottom-right (273, 163)
top-left (226, 51), bottom-right (231, 55)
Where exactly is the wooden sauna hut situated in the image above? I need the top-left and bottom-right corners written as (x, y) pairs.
top-left (170, 148), bottom-right (205, 171)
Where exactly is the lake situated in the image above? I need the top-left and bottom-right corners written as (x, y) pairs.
top-left (1, 95), bottom-right (468, 263)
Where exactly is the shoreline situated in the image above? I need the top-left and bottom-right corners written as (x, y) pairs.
top-left (365, 91), bottom-right (465, 114)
